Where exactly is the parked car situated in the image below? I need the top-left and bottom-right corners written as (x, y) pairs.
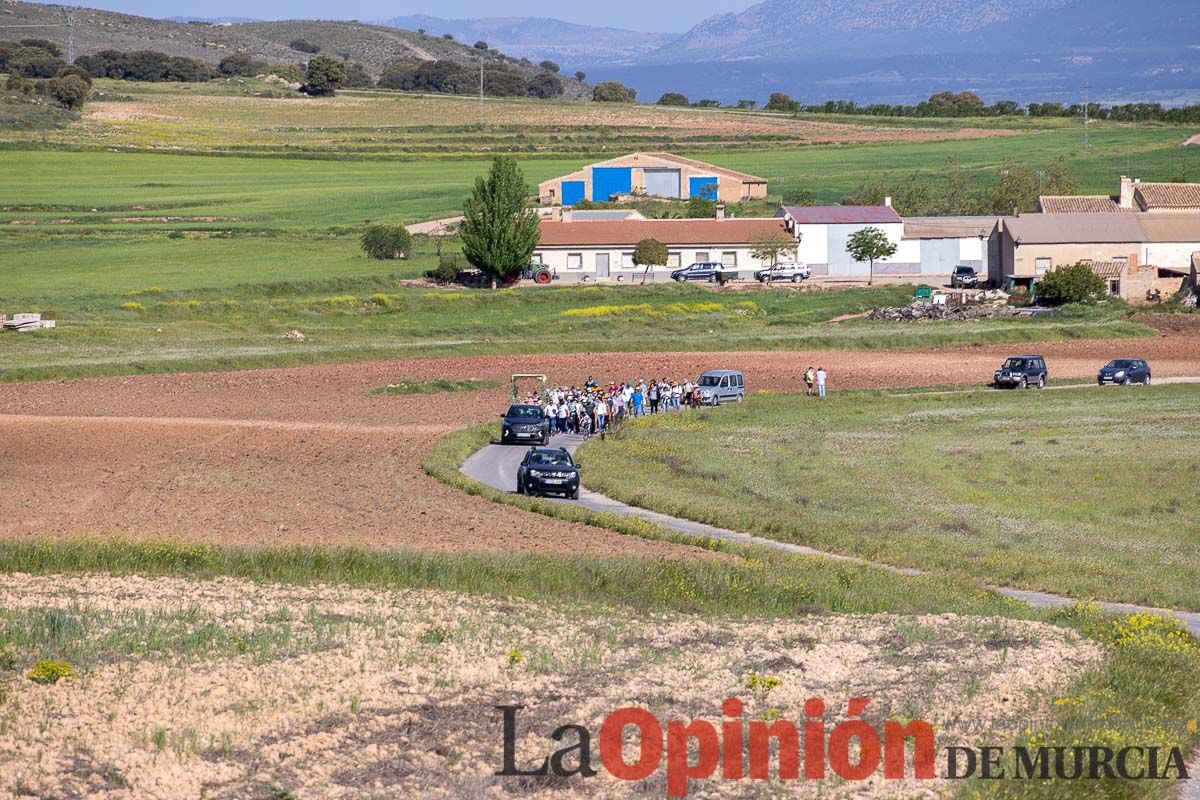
top-left (516, 447), bottom-right (580, 499)
top-left (755, 262), bottom-right (811, 283)
top-left (950, 265), bottom-right (979, 288)
top-left (500, 404), bottom-right (550, 445)
top-left (671, 262), bottom-right (724, 282)
top-left (1097, 359), bottom-right (1151, 386)
top-left (697, 369), bottom-right (745, 405)
top-left (992, 355), bottom-right (1048, 389)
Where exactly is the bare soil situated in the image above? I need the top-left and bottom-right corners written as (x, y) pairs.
top-left (0, 573), bottom-right (1100, 799)
top-left (0, 334), bottom-right (1197, 554)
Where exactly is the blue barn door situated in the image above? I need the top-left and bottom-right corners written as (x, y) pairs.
top-left (592, 167), bottom-right (632, 201)
top-left (689, 176), bottom-right (718, 199)
top-left (560, 180), bottom-right (585, 206)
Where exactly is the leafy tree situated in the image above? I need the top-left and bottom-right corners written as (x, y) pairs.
top-left (592, 81), bottom-right (635, 103)
top-left (54, 64), bottom-right (92, 86)
top-left (656, 92), bottom-right (689, 106)
top-left (289, 39), bottom-right (321, 54)
top-left (633, 238), bottom-right (668, 284)
top-left (343, 62), bottom-right (373, 88)
top-left (750, 228), bottom-right (798, 267)
top-left (9, 46), bottom-right (65, 78)
top-left (302, 55), bottom-right (346, 96)
top-left (764, 92), bottom-right (799, 111)
top-left (460, 156), bottom-right (541, 288)
top-left (780, 187), bottom-right (815, 206)
top-left (574, 70), bottom-right (586, 81)
top-left (526, 72), bottom-right (562, 99)
top-left (47, 72), bottom-right (90, 109)
top-left (845, 226), bottom-right (897, 286)
top-left (538, 60), bottom-right (560, 73)
top-left (735, 99), bottom-right (756, 109)
top-left (219, 53), bottom-right (259, 77)
top-left (986, 157), bottom-right (1077, 215)
top-left (360, 224), bottom-right (413, 260)
top-left (1036, 262), bottom-right (1105, 305)
top-left (695, 98), bottom-right (720, 107)
top-left (684, 196), bottom-right (716, 218)
top-left (474, 40), bottom-right (489, 50)
top-left (442, 33), bottom-right (454, 40)
top-left (20, 38), bottom-right (61, 57)
top-left (417, 28), bottom-right (427, 35)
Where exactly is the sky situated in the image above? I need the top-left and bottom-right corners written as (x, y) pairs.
top-left (31, 0), bottom-right (739, 32)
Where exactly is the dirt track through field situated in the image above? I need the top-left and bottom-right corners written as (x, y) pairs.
top-left (1, 332), bottom-right (1198, 555)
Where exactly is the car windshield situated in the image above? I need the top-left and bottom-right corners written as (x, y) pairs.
top-left (1106, 360), bottom-right (1136, 369)
top-left (955, 267), bottom-right (973, 274)
top-left (1002, 359), bottom-right (1028, 370)
top-left (698, 375), bottom-right (723, 387)
top-left (506, 405), bottom-right (543, 419)
top-left (529, 452), bottom-right (572, 467)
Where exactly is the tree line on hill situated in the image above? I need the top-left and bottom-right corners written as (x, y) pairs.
top-left (0, 40), bottom-right (91, 110)
top-left (377, 59), bottom-right (563, 98)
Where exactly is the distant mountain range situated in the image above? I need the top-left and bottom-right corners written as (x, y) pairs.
top-left (381, 1), bottom-right (1200, 105)
top-left (383, 15), bottom-right (673, 66)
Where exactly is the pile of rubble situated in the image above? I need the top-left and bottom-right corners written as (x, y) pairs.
top-left (868, 290), bottom-right (1016, 322)
top-left (1, 313), bottom-right (56, 332)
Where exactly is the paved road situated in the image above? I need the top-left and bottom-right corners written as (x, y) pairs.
top-left (462, 432), bottom-right (1200, 637)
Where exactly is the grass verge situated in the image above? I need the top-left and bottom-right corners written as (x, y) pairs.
top-left (368, 378), bottom-right (500, 395)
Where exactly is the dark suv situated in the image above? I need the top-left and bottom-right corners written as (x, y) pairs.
top-left (671, 262), bottom-right (723, 282)
top-left (516, 447), bottom-right (580, 499)
top-left (992, 355), bottom-right (1047, 389)
top-left (951, 265), bottom-right (979, 288)
top-left (500, 404), bottom-right (550, 445)
top-left (1098, 359), bottom-right (1151, 386)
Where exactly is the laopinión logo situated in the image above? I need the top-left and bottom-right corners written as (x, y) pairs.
top-left (495, 697), bottom-right (1190, 798)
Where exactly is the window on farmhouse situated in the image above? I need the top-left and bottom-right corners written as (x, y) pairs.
top-left (621, 253), bottom-right (635, 268)
top-left (667, 252), bottom-right (681, 268)
top-left (1035, 257), bottom-right (1051, 274)
top-left (696, 251), bottom-right (709, 263)
top-left (567, 253), bottom-right (582, 270)
top-left (721, 252), bottom-right (737, 267)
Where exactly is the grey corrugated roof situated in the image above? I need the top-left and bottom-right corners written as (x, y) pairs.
top-left (1135, 213), bottom-right (1200, 242)
top-left (1002, 213), bottom-right (1148, 244)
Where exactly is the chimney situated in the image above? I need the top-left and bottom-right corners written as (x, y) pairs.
top-left (715, 203), bottom-right (726, 221)
top-left (1118, 176), bottom-right (1134, 209)
top-left (884, 196), bottom-right (892, 207)
top-left (559, 208), bottom-right (570, 222)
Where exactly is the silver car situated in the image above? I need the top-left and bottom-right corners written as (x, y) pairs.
top-left (697, 370), bottom-right (745, 405)
top-left (755, 262), bottom-right (811, 283)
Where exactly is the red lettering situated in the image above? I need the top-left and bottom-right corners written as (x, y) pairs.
top-left (747, 720), bottom-right (800, 779)
top-left (599, 707), bottom-right (663, 781)
top-left (666, 720), bottom-right (719, 797)
top-left (883, 720), bottom-right (935, 779)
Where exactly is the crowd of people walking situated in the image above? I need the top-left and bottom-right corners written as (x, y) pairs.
top-left (524, 376), bottom-right (710, 438)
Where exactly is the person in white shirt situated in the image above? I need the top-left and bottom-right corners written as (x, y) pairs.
top-left (816, 367), bottom-right (827, 398)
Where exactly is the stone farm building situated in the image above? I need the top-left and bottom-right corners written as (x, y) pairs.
top-left (532, 217), bottom-right (789, 282)
top-left (1039, 176), bottom-right (1200, 214)
top-left (537, 152), bottom-right (768, 206)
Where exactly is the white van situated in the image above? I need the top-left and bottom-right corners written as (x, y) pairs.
top-left (697, 370), bottom-right (745, 405)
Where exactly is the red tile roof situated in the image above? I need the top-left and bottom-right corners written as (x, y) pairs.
top-left (536, 218), bottom-right (789, 246)
top-left (1136, 182), bottom-right (1200, 210)
top-left (778, 205), bottom-right (902, 224)
top-left (1038, 195), bottom-right (1127, 213)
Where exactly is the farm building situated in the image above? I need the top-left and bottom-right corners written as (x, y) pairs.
top-left (537, 153), bottom-right (768, 206)
top-left (1039, 176), bottom-right (1200, 214)
top-left (776, 204), bottom-right (909, 276)
top-left (898, 216), bottom-right (999, 280)
top-left (531, 217), bottom-right (790, 282)
top-left (993, 212), bottom-right (1199, 300)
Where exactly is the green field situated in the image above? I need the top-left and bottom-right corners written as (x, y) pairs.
top-left (578, 384), bottom-right (1200, 610)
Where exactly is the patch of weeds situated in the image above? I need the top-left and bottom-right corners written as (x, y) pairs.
top-left (27, 659), bottom-right (75, 685)
top-left (368, 379), bottom-right (500, 396)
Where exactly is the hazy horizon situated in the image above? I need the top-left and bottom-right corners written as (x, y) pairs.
top-left (24, 0), bottom-right (722, 32)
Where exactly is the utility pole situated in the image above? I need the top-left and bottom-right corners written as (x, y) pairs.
top-left (479, 57), bottom-right (484, 129)
top-left (63, 8), bottom-right (75, 64)
top-left (1083, 80), bottom-right (1090, 150)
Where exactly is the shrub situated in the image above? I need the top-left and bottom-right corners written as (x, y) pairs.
top-left (764, 92), bottom-right (800, 112)
top-left (427, 254), bottom-right (459, 283)
top-left (781, 187), bottom-right (815, 206)
top-left (48, 73), bottom-right (90, 109)
top-left (657, 91), bottom-right (689, 106)
top-left (28, 659), bottom-right (75, 685)
top-left (574, 70), bottom-right (585, 81)
top-left (1036, 262), bottom-right (1105, 305)
top-left (218, 53), bottom-right (259, 77)
top-left (593, 81), bottom-right (635, 103)
top-left (442, 33), bottom-right (454, 40)
top-left (526, 72), bottom-right (562, 99)
top-left (20, 38), bottom-right (62, 57)
top-left (301, 55), bottom-right (346, 96)
top-left (289, 39), bottom-right (321, 54)
top-left (360, 224), bottom-right (412, 260)
top-left (695, 98), bottom-right (721, 108)
top-left (474, 40), bottom-right (489, 50)
top-left (343, 62), bottom-right (372, 89)
top-left (538, 60), bottom-right (560, 73)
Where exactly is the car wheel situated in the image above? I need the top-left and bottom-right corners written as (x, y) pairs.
top-left (1143, 374), bottom-right (1152, 386)
top-left (570, 486), bottom-right (580, 500)
top-left (1018, 377), bottom-right (1027, 390)
top-left (1036, 376), bottom-right (1045, 389)
top-left (791, 274), bottom-right (800, 283)
top-left (516, 478), bottom-right (524, 495)
top-left (1121, 377), bottom-right (1130, 387)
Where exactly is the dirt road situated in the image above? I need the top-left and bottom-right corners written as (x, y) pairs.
top-left (1, 332), bottom-right (1197, 554)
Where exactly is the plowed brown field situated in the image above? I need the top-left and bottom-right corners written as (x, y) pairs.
top-left (1, 333), bottom-right (1197, 555)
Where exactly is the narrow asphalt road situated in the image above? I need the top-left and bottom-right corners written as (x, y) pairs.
top-left (462, 432), bottom-right (1200, 637)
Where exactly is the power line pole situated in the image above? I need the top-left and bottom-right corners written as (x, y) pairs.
top-left (1082, 80), bottom-right (1089, 150)
top-left (63, 8), bottom-right (75, 64)
top-left (479, 57), bottom-right (484, 129)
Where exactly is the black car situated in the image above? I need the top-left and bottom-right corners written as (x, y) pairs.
top-left (951, 265), bottom-right (979, 288)
top-left (516, 447), bottom-right (580, 499)
top-left (500, 404), bottom-right (550, 445)
top-left (992, 355), bottom-right (1047, 389)
top-left (1098, 359), bottom-right (1151, 386)
top-left (670, 262), bottom-right (723, 282)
